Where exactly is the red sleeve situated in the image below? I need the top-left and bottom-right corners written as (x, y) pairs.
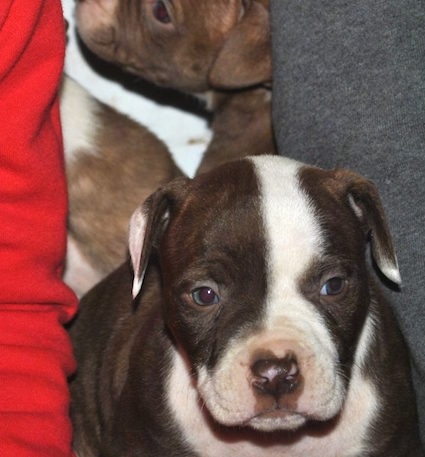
top-left (0, 2), bottom-right (78, 456)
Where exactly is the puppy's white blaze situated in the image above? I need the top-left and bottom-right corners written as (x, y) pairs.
top-left (250, 156), bottom-right (322, 284)
top-left (60, 76), bottom-right (100, 163)
top-left (250, 155), bottom-right (346, 418)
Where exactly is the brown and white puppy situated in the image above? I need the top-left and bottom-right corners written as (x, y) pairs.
top-left (61, 76), bottom-right (182, 296)
top-left (74, 0), bottom-right (274, 173)
top-left (70, 155), bottom-right (422, 457)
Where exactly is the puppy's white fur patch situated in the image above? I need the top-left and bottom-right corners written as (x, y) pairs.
top-left (60, 76), bottom-right (100, 163)
top-left (64, 236), bottom-right (103, 297)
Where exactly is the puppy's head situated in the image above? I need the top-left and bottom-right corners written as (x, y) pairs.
top-left (75, 0), bottom-right (271, 91)
top-left (129, 155), bottom-right (400, 432)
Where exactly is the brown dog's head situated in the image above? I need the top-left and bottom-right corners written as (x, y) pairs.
top-left (75, 0), bottom-right (271, 92)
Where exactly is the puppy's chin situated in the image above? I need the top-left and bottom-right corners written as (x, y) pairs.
top-left (247, 410), bottom-right (307, 432)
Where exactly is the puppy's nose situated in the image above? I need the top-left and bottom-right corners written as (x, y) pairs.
top-left (251, 355), bottom-right (300, 398)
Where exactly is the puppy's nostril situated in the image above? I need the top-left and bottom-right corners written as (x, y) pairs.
top-left (251, 355), bottom-right (300, 398)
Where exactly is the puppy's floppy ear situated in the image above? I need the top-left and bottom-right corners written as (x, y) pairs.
top-left (332, 169), bottom-right (401, 286)
top-left (128, 176), bottom-right (190, 298)
top-left (208, 1), bottom-right (271, 89)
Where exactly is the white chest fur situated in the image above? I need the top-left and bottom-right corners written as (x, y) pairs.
top-left (60, 76), bottom-right (100, 164)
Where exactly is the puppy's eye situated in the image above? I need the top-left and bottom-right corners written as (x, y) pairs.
top-left (320, 277), bottom-right (346, 296)
top-left (191, 287), bottom-right (219, 306)
top-left (153, 1), bottom-right (171, 23)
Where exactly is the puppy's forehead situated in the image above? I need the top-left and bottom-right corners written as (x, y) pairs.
top-left (250, 156), bottom-right (324, 283)
top-left (169, 157), bottom-right (323, 290)
top-left (183, 156), bottom-right (323, 272)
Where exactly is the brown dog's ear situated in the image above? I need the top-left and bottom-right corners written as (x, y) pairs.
top-left (128, 177), bottom-right (190, 298)
top-left (208, 1), bottom-right (271, 89)
top-left (332, 169), bottom-right (401, 285)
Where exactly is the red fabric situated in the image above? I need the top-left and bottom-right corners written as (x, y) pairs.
top-left (0, 1), bottom-right (78, 456)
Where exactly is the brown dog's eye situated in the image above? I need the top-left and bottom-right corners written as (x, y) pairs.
top-left (320, 277), bottom-right (346, 296)
top-left (191, 287), bottom-right (219, 306)
top-left (153, 1), bottom-right (171, 24)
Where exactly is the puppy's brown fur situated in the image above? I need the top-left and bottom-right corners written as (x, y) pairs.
top-left (61, 77), bottom-right (182, 295)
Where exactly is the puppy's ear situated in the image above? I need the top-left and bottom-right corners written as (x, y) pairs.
top-left (128, 177), bottom-right (189, 298)
top-left (208, 1), bottom-right (271, 89)
top-left (332, 169), bottom-right (401, 285)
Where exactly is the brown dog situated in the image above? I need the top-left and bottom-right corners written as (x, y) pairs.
top-left (61, 76), bottom-right (182, 296)
top-left (70, 155), bottom-right (422, 456)
top-left (74, 0), bottom-right (274, 173)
